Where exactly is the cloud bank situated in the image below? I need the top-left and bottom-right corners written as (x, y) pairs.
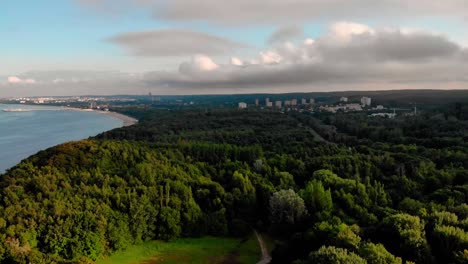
top-left (142, 22), bottom-right (468, 90)
top-left (78, 0), bottom-right (468, 25)
top-left (109, 29), bottom-right (247, 57)
top-left (4, 21), bottom-right (468, 95)
top-left (0, 71), bottom-right (146, 97)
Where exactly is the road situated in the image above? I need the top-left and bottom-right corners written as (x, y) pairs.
top-left (254, 230), bottom-right (272, 264)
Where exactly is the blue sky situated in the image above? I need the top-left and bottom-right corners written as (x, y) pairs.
top-left (1, 0), bottom-right (467, 95)
top-left (1, 0), bottom-right (464, 71)
top-left (1, 1), bottom-right (270, 66)
top-left (2, 0), bottom-right (156, 72)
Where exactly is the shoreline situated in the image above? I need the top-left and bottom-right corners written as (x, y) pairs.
top-left (61, 107), bottom-right (138, 127)
top-left (0, 105), bottom-right (138, 173)
top-left (1, 104), bottom-right (138, 127)
top-left (99, 110), bottom-right (138, 127)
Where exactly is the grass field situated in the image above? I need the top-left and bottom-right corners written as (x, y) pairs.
top-left (96, 235), bottom-right (261, 264)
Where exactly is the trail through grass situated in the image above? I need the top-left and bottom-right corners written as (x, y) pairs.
top-left (96, 235), bottom-right (261, 264)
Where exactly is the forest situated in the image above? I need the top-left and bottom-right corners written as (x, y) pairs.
top-left (0, 105), bottom-right (467, 263)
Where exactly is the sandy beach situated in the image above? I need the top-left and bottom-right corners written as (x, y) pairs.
top-left (100, 111), bottom-right (138, 127)
top-left (63, 107), bottom-right (138, 127)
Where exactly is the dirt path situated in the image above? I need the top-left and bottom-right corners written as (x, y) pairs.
top-left (297, 122), bottom-right (330, 143)
top-left (254, 230), bottom-right (271, 264)
top-left (306, 127), bottom-right (329, 143)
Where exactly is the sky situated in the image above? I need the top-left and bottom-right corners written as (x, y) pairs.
top-left (1, 0), bottom-right (468, 96)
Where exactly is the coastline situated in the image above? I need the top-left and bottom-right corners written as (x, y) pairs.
top-left (99, 111), bottom-right (138, 127)
top-left (1, 105), bottom-right (138, 127)
top-left (0, 105), bottom-right (138, 173)
top-left (62, 107), bottom-right (138, 127)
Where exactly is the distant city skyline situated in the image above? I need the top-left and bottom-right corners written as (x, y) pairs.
top-left (1, 0), bottom-right (468, 96)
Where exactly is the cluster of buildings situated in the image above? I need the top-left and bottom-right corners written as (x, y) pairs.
top-left (238, 102), bottom-right (248, 109)
top-left (240, 95), bottom-right (400, 119)
top-left (319, 103), bottom-right (363, 113)
top-left (339, 96), bottom-right (372, 107)
top-left (2, 96), bottom-right (137, 105)
top-left (239, 96), bottom-right (374, 113)
top-left (0, 96), bottom-right (140, 112)
top-left (320, 96), bottom-right (376, 113)
top-left (6, 97), bottom-right (60, 104)
top-left (370, 112), bottom-right (396, 118)
top-left (321, 96), bottom-right (399, 118)
top-left (239, 97), bottom-right (315, 109)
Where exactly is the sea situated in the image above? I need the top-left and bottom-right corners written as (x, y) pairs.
top-left (0, 104), bottom-right (123, 173)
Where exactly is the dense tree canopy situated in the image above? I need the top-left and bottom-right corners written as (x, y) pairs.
top-left (0, 107), bottom-right (466, 263)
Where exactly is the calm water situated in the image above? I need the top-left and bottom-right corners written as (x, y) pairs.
top-left (0, 104), bottom-right (123, 173)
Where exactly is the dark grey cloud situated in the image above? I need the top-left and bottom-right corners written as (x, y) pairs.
top-left (370, 32), bottom-right (459, 61)
top-left (141, 25), bottom-right (468, 90)
top-left (268, 25), bottom-right (304, 44)
top-left (316, 30), bottom-right (461, 63)
top-left (143, 60), bottom-right (468, 89)
top-left (152, 1), bottom-right (468, 24)
top-left (461, 49), bottom-right (468, 61)
top-left (76, 0), bottom-right (468, 24)
top-left (108, 29), bottom-right (248, 57)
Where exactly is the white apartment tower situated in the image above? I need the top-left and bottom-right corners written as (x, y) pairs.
top-left (361, 97), bottom-right (372, 107)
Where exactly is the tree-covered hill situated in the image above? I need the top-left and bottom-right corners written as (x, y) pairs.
top-left (0, 108), bottom-right (467, 263)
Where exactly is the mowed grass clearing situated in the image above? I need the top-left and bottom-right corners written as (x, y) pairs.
top-left (96, 235), bottom-right (261, 264)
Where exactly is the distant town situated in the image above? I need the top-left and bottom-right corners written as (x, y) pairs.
top-left (1, 92), bottom-right (424, 118)
top-left (238, 95), bottom-right (418, 118)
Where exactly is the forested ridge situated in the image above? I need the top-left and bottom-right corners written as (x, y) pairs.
top-left (0, 108), bottom-right (467, 263)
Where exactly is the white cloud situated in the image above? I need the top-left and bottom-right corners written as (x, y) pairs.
top-left (260, 51), bottom-right (282, 64)
top-left (304, 38), bottom-right (315, 46)
top-left (8, 76), bottom-right (22, 84)
top-left (230, 57), bottom-right (244, 66)
top-left (179, 55), bottom-right (220, 76)
top-left (328, 22), bottom-right (375, 43)
top-left (7, 76), bottom-right (36, 85)
top-left (192, 55), bottom-right (219, 71)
